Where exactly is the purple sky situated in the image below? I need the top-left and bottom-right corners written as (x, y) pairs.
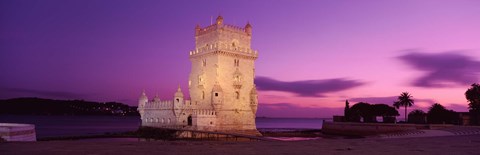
top-left (1, 0), bottom-right (480, 118)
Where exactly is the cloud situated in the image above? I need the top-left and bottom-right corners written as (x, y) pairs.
top-left (258, 103), bottom-right (343, 118)
top-left (255, 76), bottom-right (365, 97)
top-left (349, 96), bottom-right (398, 104)
top-left (444, 103), bottom-right (469, 112)
top-left (349, 96), bottom-right (435, 105)
top-left (397, 50), bottom-right (480, 88)
top-left (2, 87), bottom-right (86, 99)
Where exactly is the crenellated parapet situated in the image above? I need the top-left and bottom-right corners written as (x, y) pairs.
top-left (196, 23), bottom-right (250, 36)
top-left (143, 100), bottom-right (173, 109)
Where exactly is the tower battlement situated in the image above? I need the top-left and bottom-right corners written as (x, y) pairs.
top-left (194, 16), bottom-right (253, 52)
top-left (195, 23), bottom-right (250, 36)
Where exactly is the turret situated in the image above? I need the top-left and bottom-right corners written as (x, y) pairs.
top-left (195, 24), bottom-right (201, 36)
top-left (138, 90), bottom-right (148, 108)
top-left (138, 90), bottom-right (148, 122)
top-left (216, 15), bottom-right (223, 26)
top-left (245, 22), bottom-right (252, 35)
top-left (211, 82), bottom-right (223, 111)
top-left (174, 85), bottom-right (184, 103)
top-left (173, 85), bottom-right (184, 116)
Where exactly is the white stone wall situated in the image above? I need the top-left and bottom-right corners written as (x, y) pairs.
top-left (0, 123), bottom-right (36, 142)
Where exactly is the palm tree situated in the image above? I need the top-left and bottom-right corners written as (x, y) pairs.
top-left (393, 92), bottom-right (414, 122)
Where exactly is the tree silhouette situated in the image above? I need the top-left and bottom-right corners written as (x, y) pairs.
top-left (427, 103), bottom-right (458, 124)
top-left (349, 102), bottom-right (373, 122)
top-left (465, 83), bottom-right (480, 125)
top-left (408, 109), bottom-right (426, 124)
top-left (349, 102), bottom-right (398, 123)
top-left (393, 92), bottom-right (414, 122)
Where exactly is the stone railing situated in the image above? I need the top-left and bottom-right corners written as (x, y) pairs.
top-left (193, 109), bottom-right (217, 116)
top-left (189, 43), bottom-right (258, 57)
top-left (196, 24), bottom-right (248, 36)
top-left (144, 100), bottom-right (173, 109)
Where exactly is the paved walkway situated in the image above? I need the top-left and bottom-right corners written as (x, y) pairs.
top-left (379, 126), bottom-right (480, 138)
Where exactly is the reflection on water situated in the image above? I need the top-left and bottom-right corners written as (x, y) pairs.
top-left (0, 115), bottom-right (141, 138)
top-left (0, 115), bottom-right (327, 138)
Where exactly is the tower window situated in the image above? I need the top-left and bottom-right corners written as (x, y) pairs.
top-left (215, 93), bottom-right (218, 97)
top-left (176, 98), bottom-right (179, 102)
top-left (234, 59), bottom-right (240, 67)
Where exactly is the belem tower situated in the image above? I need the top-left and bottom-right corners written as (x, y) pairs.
top-left (137, 16), bottom-right (261, 136)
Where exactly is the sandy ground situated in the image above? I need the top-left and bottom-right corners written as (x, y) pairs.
top-left (1, 134), bottom-right (479, 155)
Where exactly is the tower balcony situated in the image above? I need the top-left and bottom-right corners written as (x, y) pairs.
top-left (189, 43), bottom-right (258, 58)
top-left (233, 81), bottom-right (242, 89)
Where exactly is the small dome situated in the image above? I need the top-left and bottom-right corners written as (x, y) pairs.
top-left (139, 90), bottom-right (148, 100)
top-left (245, 22), bottom-right (252, 34)
top-left (245, 22), bottom-right (252, 28)
top-left (216, 15), bottom-right (223, 21)
top-left (216, 15), bottom-right (224, 25)
top-left (175, 85), bottom-right (184, 98)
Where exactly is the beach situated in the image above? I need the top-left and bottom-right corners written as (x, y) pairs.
top-left (2, 134), bottom-right (479, 155)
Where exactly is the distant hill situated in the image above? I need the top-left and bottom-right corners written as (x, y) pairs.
top-left (0, 97), bottom-right (139, 116)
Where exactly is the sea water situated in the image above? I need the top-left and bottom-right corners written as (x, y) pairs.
top-left (0, 115), bottom-right (327, 138)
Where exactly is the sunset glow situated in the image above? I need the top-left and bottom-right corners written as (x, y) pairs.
top-left (1, 0), bottom-right (480, 118)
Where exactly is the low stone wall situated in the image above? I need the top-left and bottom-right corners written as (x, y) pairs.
top-left (323, 122), bottom-right (459, 136)
top-left (0, 123), bottom-right (37, 142)
top-left (322, 122), bottom-right (425, 136)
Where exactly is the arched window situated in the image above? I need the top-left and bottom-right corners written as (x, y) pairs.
top-left (176, 98), bottom-right (179, 102)
top-left (161, 118), bottom-right (165, 124)
top-left (202, 91), bottom-right (205, 99)
top-left (168, 118), bottom-right (171, 124)
top-left (234, 59), bottom-right (240, 67)
top-left (187, 116), bottom-right (192, 126)
top-left (202, 59), bottom-right (206, 67)
top-left (235, 91), bottom-right (240, 99)
top-left (215, 92), bottom-right (218, 97)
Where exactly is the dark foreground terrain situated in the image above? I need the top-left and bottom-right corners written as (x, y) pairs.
top-left (1, 134), bottom-right (479, 155)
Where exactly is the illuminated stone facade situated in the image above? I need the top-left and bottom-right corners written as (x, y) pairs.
top-left (138, 16), bottom-right (260, 136)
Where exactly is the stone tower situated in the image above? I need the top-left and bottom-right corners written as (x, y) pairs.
top-left (189, 16), bottom-right (259, 134)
